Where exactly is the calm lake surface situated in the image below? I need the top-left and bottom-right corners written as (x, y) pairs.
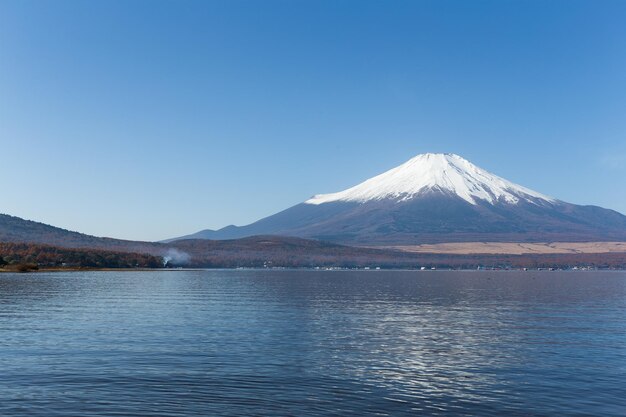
top-left (0, 270), bottom-right (625, 416)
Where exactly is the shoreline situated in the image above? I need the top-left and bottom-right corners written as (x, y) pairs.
top-left (2, 266), bottom-right (625, 273)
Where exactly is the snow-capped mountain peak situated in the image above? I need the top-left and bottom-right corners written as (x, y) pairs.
top-left (305, 153), bottom-right (555, 206)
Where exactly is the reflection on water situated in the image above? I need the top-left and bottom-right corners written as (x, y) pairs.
top-left (0, 270), bottom-right (624, 416)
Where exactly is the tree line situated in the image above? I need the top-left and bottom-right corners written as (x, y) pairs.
top-left (0, 242), bottom-right (164, 269)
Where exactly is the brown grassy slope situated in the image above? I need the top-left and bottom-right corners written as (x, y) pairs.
top-left (380, 242), bottom-right (626, 255)
top-left (383, 241), bottom-right (626, 255)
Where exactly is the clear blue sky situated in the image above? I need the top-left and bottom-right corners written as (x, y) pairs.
top-left (1, 0), bottom-right (625, 241)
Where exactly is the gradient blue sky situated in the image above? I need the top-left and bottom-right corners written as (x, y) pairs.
top-left (1, 0), bottom-right (625, 241)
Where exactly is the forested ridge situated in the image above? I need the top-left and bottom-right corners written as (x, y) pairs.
top-left (0, 242), bottom-right (164, 270)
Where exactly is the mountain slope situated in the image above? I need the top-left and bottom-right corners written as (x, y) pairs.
top-left (171, 153), bottom-right (626, 244)
top-left (0, 213), bottom-right (162, 254)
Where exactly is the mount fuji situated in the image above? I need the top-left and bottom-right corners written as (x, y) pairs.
top-left (170, 153), bottom-right (626, 244)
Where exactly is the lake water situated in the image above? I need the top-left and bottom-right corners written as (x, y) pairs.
top-left (0, 270), bottom-right (624, 416)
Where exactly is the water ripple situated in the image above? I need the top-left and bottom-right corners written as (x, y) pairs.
top-left (0, 270), bottom-right (625, 416)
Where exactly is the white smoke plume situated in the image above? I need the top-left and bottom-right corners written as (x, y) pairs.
top-left (162, 248), bottom-right (191, 266)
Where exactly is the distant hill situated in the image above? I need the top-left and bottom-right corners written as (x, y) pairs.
top-left (168, 235), bottom-right (396, 268)
top-left (169, 153), bottom-right (626, 244)
top-left (2, 212), bottom-right (625, 270)
top-left (0, 213), bottom-right (162, 254)
top-left (167, 235), bottom-right (626, 269)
